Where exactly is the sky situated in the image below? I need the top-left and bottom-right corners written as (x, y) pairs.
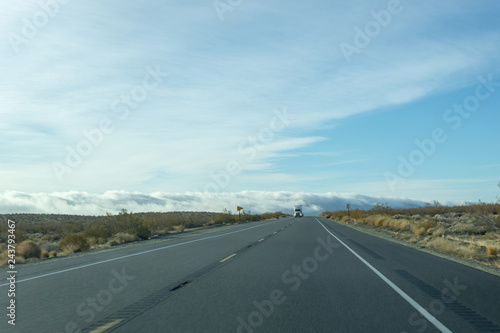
top-left (1, 0), bottom-right (499, 214)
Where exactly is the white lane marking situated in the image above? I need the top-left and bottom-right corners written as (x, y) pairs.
top-left (0, 220), bottom-right (283, 287)
top-left (315, 218), bottom-right (452, 333)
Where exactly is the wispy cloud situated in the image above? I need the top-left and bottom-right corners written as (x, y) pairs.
top-left (1, 0), bottom-right (499, 202)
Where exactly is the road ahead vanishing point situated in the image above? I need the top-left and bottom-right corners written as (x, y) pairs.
top-left (1, 217), bottom-right (499, 332)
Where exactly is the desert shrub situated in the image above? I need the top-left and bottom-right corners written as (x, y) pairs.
top-left (41, 250), bottom-right (49, 258)
top-left (213, 212), bottom-right (237, 224)
top-left (487, 246), bottom-right (498, 258)
top-left (83, 224), bottom-right (110, 243)
top-left (370, 202), bottom-right (392, 215)
top-left (495, 215), bottom-right (500, 228)
top-left (17, 240), bottom-right (41, 259)
top-left (49, 251), bottom-right (57, 257)
top-left (134, 224), bottom-right (151, 240)
top-left (40, 242), bottom-right (60, 253)
top-left (60, 234), bottom-right (90, 253)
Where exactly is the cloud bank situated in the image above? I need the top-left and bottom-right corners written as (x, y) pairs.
top-left (0, 191), bottom-right (431, 216)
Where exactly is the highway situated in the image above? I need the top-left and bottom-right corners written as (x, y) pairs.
top-left (1, 216), bottom-right (499, 332)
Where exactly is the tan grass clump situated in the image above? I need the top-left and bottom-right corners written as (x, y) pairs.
top-left (433, 227), bottom-right (445, 237)
top-left (389, 218), bottom-right (410, 231)
top-left (173, 225), bottom-right (186, 232)
top-left (114, 232), bottom-right (138, 244)
top-left (487, 246), bottom-right (498, 258)
top-left (17, 240), bottom-right (42, 259)
top-left (469, 244), bottom-right (477, 258)
top-left (412, 226), bottom-right (426, 237)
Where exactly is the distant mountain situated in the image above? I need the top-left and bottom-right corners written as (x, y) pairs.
top-left (0, 190), bottom-right (431, 215)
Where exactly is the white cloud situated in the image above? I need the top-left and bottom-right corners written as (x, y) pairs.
top-left (0, 190), bottom-right (429, 216)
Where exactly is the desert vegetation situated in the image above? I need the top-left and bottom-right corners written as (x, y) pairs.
top-left (321, 201), bottom-right (500, 269)
top-left (0, 209), bottom-right (288, 266)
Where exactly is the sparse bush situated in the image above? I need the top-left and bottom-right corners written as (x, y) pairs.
top-left (213, 212), bottom-right (236, 224)
top-left (134, 224), bottom-right (151, 240)
top-left (41, 242), bottom-right (60, 253)
top-left (49, 250), bottom-right (57, 258)
top-left (60, 234), bottom-right (90, 253)
top-left (83, 224), bottom-right (109, 244)
top-left (371, 202), bottom-right (392, 215)
top-left (17, 240), bottom-right (41, 259)
top-left (41, 250), bottom-right (49, 258)
top-left (487, 246), bottom-right (498, 258)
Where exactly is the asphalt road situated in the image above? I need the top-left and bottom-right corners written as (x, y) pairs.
top-left (1, 217), bottom-right (499, 332)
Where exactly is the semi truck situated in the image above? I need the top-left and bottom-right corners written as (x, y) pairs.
top-left (293, 205), bottom-right (303, 217)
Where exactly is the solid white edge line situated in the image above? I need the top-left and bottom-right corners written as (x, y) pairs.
top-left (0, 219), bottom-right (281, 287)
top-left (315, 217), bottom-right (452, 333)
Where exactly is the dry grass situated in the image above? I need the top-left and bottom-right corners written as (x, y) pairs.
top-left (113, 232), bottom-right (138, 244)
top-left (432, 227), bottom-right (445, 237)
top-left (41, 250), bottom-right (49, 258)
top-left (172, 225), bottom-right (186, 232)
top-left (412, 226), bottom-right (427, 237)
top-left (17, 240), bottom-right (41, 259)
top-left (322, 206), bottom-right (500, 268)
top-left (426, 238), bottom-right (472, 258)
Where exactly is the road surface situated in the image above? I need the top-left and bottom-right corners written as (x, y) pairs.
top-left (1, 217), bottom-right (499, 332)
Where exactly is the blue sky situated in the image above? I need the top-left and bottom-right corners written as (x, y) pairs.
top-left (1, 0), bottom-right (499, 213)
